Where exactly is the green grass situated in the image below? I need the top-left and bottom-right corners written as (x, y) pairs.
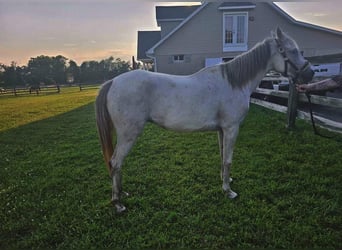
top-left (0, 89), bottom-right (341, 249)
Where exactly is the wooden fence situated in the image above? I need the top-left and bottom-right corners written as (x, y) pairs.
top-left (0, 85), bottom-right (61, 96)
top-left (0, 84), bottom-right (101, 96)
top-left (251, 87), bottom-right (342, 134)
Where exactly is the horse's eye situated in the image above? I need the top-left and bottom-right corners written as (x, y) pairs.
top-left (278, 47), bottom-right (285, 53)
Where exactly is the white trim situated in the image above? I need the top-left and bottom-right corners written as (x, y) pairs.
top-left (218, 5), bottom-right (256, 10)
top-left (223, 45), bottom-right (248, 52)
top-left (222, 12), bottom-right (248, 52)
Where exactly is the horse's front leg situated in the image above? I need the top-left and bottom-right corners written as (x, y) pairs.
top-left (221, 126), bottom-right (239, 199)
top-left (218, 130), bottom-right (233, 183)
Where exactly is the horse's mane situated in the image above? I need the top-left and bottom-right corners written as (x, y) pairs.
top-left (219, 38), bottom-right (272, 88)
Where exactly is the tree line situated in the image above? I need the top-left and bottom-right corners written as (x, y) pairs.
top-left (0, 55), bottom-right (132, 88)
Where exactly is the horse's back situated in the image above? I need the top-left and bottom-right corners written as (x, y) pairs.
top-left (109, 70), bottom-right (192, 105)
top-left (106, 70), bottom-right (151, 121)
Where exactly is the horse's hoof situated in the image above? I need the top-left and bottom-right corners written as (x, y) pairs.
top-left (227, 190), bottom-right (238, 199)
top-left (114, 203), bottom-right (126, 213)
top-left (115, 204), bottom-right (126, 214)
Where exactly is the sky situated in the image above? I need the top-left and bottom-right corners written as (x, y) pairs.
top-left (0, 0), bottom-right (341, 66)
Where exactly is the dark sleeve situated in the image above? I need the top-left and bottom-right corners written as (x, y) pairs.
top-left (332, 75), bottom-right (342, 89)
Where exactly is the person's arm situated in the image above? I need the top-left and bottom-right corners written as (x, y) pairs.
top-left (297, 75), bottom-right (342, 92)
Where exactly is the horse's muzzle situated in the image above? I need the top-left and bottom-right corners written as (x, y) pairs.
top-left (297, 63), bottom-right (314, 84)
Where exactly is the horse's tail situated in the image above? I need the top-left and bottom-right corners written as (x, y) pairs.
top-left (95, 80), bottom-right (114, 175)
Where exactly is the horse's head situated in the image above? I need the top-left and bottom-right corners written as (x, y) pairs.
top-left (272, 27), bottom-right (314, 84)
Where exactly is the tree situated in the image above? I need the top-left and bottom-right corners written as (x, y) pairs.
top-left (0, 55), bottom-right (131, 87)
top-left (79, 57), bottom-right (130, 83)
top-left (51, 55), bottom-right (67, 84)
top-left (80, 60), bottom-right (100, 83)
top-left (26, 55), bottom-right (68, 86)
top-left (66, 60), bottom-right (80, 84)
top-left (0, 62), bottom-right (25, 87)
top-left (112, 58), bottom-right (130, 76)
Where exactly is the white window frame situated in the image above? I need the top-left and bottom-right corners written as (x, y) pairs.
top-left (223, 12), bottom-right (248, 52)
top-left (173, 54), bottom-right (185, 63)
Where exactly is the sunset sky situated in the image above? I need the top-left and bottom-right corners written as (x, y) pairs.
top-left (0, 0), bottom-right (341, 66)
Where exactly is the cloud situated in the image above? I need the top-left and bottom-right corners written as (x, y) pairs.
top-left (63, 43), bottom-right (78, 47)
top-left (312, 13), bottom-right (328, 17)
top-left (40, 36), bottom-right (56, 41)
top-left (303, 12), bottom-right (328, 18)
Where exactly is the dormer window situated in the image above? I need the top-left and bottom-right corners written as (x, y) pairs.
top-left (223, 12), bottom-right (248, 52)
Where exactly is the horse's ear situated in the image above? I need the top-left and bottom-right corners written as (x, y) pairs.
top-left (271, 30), bottom-right (276, 38)
top-left (276, 27), bottom-right (284, 40)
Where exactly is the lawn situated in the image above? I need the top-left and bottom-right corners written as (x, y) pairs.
top-left (0, 88), bottom-right (341, 249)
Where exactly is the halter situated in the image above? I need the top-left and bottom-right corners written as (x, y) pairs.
top-left (275, 38), bottom-right (310, 83)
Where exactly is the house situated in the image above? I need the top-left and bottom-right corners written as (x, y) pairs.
top-left (137, 1), bottom-right (342, 76)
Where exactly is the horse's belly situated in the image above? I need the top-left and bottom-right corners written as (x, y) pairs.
top-left (150, 109), bottom-right (219, 132)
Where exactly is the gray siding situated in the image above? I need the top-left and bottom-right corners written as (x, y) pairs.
top-left (159, 21), bottom-right (183, 38)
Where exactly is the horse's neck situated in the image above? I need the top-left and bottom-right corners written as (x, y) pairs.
top-left (247, 65), bottom-right (273, 94)
top-left (195, 38), bottom-right (275, 93)
top-left (224, 38), bottom-right (274, 93)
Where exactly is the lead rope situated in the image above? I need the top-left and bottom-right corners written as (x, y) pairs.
top-left (305, 92), bottom-right (335, 139)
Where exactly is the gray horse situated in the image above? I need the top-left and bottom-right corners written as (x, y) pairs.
top-left (95, 28), bottom-right (314, 212)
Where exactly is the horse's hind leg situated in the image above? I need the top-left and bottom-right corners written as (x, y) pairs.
top-left (110, 142), bottom-right (133, 213)
top-left (110, 124), bottom-right (143, 213)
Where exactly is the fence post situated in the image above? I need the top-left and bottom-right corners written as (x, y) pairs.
top-left (132, 56), bottom-right (137, 70)
top-left (286, 80), bottom-right (298, 129)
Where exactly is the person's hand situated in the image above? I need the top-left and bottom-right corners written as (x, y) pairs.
top-left (296, 84), bottom-right (309, 92)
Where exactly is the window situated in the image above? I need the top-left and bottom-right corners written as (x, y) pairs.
top-left (223, 12), bottom-right (248, 52)
top-left (173, 55), bottom-right (184, 63)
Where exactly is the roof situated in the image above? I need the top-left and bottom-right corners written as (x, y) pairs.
top-left (156, 5), bottom-right (200, 22)
top-left (271, 3), bottom-right (342, 36)
top-left (308, 53), bottom-right (342, 64)
top-left (137, 31), bottom-right (161, 60)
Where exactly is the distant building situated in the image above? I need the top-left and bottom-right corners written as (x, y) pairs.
top-left (137, 1), bottom-right (342, 76)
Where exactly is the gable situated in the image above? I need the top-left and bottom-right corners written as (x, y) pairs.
top-left (148, 2), bottom-right (342, 57)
